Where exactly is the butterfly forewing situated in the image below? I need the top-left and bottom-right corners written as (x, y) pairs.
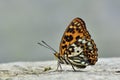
top-left (59, 17), bottom-right (98, 66)
top-left (38, 17), bottom-right (98, 70)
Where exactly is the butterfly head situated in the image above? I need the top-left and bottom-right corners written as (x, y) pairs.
top-left (37, 41), bottom-right (63, 62)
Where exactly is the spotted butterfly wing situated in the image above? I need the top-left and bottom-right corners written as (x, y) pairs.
top-left (59, 17), bottom-right (98, 68)
top-left (38, 17), bottom-right (98, 71)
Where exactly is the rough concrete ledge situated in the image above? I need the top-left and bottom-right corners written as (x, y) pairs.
top-left (0, 58), bottom-right (120, 80)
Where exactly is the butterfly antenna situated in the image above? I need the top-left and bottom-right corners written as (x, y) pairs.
top-left (41, 40), bottom-right (57, 53)
top-left (38, 42), bottom-right (52, 51)
top-left (37, 41), bottom-right (57, 53)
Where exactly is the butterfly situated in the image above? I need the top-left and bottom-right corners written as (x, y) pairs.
top-left (38, 17), bottom-right (98, 71)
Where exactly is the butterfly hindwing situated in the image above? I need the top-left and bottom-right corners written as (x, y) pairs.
top-left (59, 17), bottom-right (98, 65)
top-left (38, 17), bottom-right (98, 70)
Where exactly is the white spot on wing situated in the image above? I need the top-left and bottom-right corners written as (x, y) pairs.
top-left (68, 45), bottom-right (83, 57)
top-left (82, 39), bottom-right (86, 44)
top-left (78, 39), bottom-right (82, 42)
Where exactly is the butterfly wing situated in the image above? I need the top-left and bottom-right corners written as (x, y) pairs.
top-left (59, 17), bottom-right (98, 66)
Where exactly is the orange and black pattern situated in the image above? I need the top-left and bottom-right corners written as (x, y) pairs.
top-left (59, 17), bottom-right (98, 65)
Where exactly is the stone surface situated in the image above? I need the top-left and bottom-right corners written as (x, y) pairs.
top-left (0, 58), bottom-right (120, 80)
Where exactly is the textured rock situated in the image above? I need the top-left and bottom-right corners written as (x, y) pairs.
top-left (0, 58), bottom-right (120, 80)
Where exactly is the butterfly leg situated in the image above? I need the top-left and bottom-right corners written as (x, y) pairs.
top-left (56, 60), bottom-right (62, 71)
top-left (67, 59), bottom-right (76, 71)
top-left (65, 56), bottom-right (76, 71)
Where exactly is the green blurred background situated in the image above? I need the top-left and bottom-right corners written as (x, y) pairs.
top-left (0, 0), bottom-right (120, 63)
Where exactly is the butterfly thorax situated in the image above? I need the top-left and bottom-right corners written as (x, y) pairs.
top-left (54, 52), bottom-right (67, 64)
